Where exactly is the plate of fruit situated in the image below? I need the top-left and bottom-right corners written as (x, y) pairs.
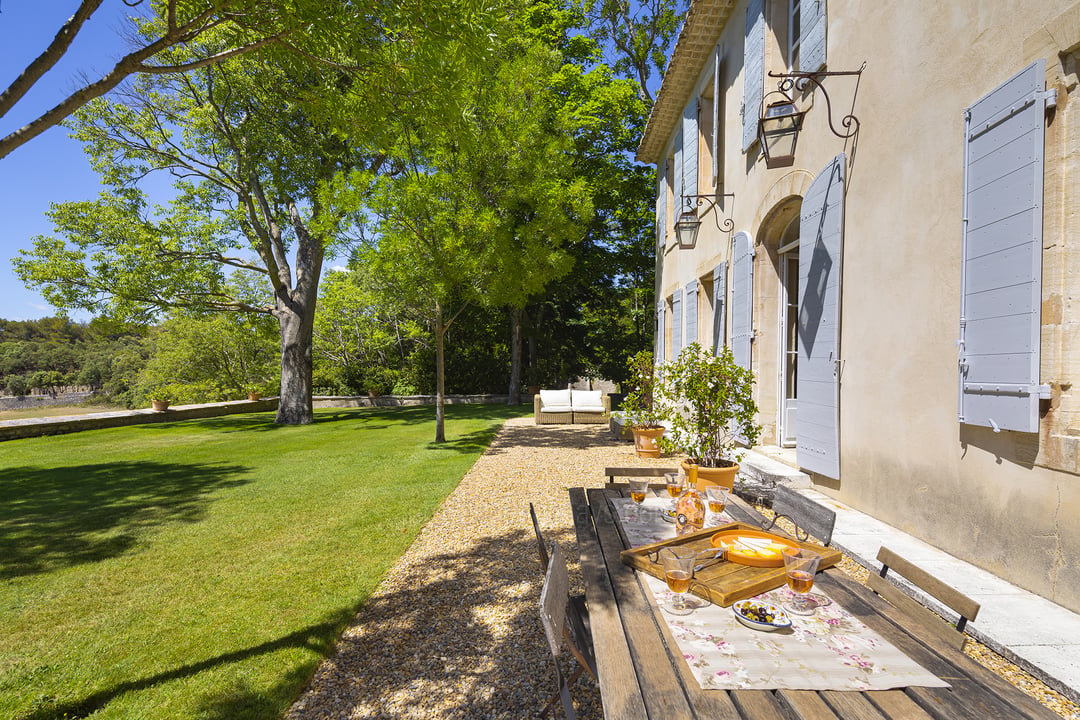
top-left (732, 599), bottom-right (792, 631)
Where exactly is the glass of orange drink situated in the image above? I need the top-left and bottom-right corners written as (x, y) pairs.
top-left (782, 547), bottom-right (822, 615)
top-left (659, 546), bottom-right (697, 615)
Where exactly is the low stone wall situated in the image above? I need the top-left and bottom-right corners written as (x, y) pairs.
top-left (0, 394), bottom-right (516, 442)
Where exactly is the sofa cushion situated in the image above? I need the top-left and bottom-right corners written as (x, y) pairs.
top-left (539, 389), bottom-right (572, 412)
top-left (571, 389), bottom-right (605, 412)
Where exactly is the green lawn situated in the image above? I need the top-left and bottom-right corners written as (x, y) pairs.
top-left (0, 404), bottom-right (529, 720)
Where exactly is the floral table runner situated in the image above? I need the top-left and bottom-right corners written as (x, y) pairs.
top-left (609, 496), bottom-right (949, 692)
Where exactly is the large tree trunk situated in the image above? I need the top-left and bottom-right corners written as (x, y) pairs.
top-left (434, 300), bottom-right (446, 443)
top-left (507, 305), bottom-right (522, 405)
top-left (276, 294), bottom-right (316, 424)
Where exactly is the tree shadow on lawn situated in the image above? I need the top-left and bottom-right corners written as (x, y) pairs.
top-left (0, 461), bottom-right (250, 580)
top-left (15, 528), bottom-right (598, 720)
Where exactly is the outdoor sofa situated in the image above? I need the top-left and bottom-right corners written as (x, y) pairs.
top-left (534, 389), bottom-right (611, 424)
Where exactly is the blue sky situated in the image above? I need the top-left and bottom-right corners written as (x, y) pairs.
top-left (0, 2), bottom-right (146, 321)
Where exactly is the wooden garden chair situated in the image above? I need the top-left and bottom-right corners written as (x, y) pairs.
top-left (867, 546), bottom-right (982, 651)
top-left (762, 484), bottom-right (837, 545)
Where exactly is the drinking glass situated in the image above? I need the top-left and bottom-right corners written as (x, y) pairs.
top-left (664, 472), bottom-right (686, 506)
top-left (782, 547), bottom-right (822, 616)
top-left (659, 546), bottom-right (697, 615)
top-left (628, 478), bottom-right (649, 519)
top-left (704, 485), bottom-right (729, 524)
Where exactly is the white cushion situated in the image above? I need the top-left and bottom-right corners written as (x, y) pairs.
top-left (571, 390), bottom-right (604, 412)
top-left (539, 389), bottom-right (571, 410)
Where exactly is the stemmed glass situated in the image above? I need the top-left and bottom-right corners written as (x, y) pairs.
top-left (628, 478), bottom-right (650, 520)
top-left (664, 472), bottom-right (686, 508)
top-left (704, 485), bottom-right (729, 525)
top-left (659, 546), bottom-right (697, 615)
top-left (782, 547), bottom-right (822, 616)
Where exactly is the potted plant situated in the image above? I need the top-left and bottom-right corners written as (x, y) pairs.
top-left (242, 383), bottom-right (263, 401)
top-left (150, 385), bottom-right (179, 412)
top-left (658, 343), bottom-right (760, 490)
top-left (619, 350), bottom-right (667, 458)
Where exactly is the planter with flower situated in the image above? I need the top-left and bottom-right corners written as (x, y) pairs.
top-left (658, 343), bottom-right (760, 490)
top-left (150, 385), bottom-right (179, 412)
top-left (619, 350), bottom-right (668, 458)
top-left (242, 383), bottom-right (263, 401)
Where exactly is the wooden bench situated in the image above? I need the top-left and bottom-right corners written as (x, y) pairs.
top-left (867, 546), bottom-right (982, 650)
top-left (768, 484), bottom-right (836, 545)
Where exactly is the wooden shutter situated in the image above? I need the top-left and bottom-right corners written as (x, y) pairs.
top-left (658, 160), bottom-right (668, 247)
top-left (742, 0), bottom-right (764, 152)
top-left (713, 46), bottom-right (721, 185)
top-left (800, 0), bottom-right (826, 72)
top-left (672, 288), bottom-right (684, 359)
top-left (797, 153), bottom-right (845, 479)
top-left (959, 60), bottom-right (1048, 433)
top-left (656, 302), bottom-right (666, 361)
top-left (685, 280), bottom-right (699, 347)
top-left (712, 262), bottom-right (727, 355)
top-left (731, 231), bottom-right (754, 371)
top-left (673, 129), bottom-right (684, 206)
top-left (683, 98), bottom-right (699, 200)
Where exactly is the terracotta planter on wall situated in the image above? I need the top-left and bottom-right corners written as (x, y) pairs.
top-left (151, 400), bottom-right (170, 411)
top-left (632, 426), bottom-right (665, 458)
top-left (682, 460), bottom-right (739, 491)
top-left (247, 392), bottom-right (261, 401)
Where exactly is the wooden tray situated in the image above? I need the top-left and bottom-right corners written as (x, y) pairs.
top-left (620, 522), bottom-right (842, 607)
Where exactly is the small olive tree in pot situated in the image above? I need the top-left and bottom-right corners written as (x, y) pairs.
top-left (619, 350), bottom-right (667, 457)
top-left (659, 343), bottom-right (760, 489)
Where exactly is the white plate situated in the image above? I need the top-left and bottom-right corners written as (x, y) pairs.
top-left (732, 599), bottom-right (792, 631)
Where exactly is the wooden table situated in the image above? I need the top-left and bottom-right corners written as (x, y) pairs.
top-left (569, 486), bottom-right (1059, 720)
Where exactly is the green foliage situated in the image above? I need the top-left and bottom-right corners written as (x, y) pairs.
top-left (134, 308), bottom-right (279, 406)
top-left (658, 343), bottom-right (761, 467)
top-left (619, 349), bottom-right (664, 427)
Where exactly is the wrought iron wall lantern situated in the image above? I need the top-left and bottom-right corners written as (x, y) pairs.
top-left (674, 193), bottom-right (735, 249)
top-left (758, 63), bottom-right (866, 169)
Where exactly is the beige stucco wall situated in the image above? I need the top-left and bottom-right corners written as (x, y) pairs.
top-left (652, 0), bottom-right (1080, 611)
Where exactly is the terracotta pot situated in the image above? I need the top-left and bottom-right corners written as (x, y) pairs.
top-left (151, 399), bottom-right (170, 412)
top-left (527, 385), bottom-right (540, 396)
top-left (247, 392), bottom-right (261, 401)
top-left (631, 426), bottom-right (665, 458)
top-left (682, 460), bottom-right (739, 491)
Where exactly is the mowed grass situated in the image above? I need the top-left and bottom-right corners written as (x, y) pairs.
top-left (0, 404), bottom-right (530, 720)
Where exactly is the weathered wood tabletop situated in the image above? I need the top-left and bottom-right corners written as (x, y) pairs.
top-left (569, 485), bottom-right (1059, 720)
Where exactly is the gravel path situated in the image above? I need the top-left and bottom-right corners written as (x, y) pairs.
top-left (286, 417), bottom-right (1079, 720)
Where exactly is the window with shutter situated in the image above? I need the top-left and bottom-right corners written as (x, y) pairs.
top-left (713, 262), bottom-right (727, 355)
top-left (800, 0), bottom-right (826, 72)
top-left (672, 289), bottom-right (684, 359)
top-left (673, 129), bottom-right (684, 208)
top-left (658, 160), bottom-right (668, 247)
top-left (731, 232), bottom-right (754, 372)
top-left (959, 60), bottom-right (1048, 433)
top-left (683, 98), bottom-right (699, 201)
top-left (685, 280), bottom-right (699, 347)
top-left (742, 0), bottom-right (764, 152)
top-left (656, 302), bottom-right (666, 362)
top-left (797, 153), bottom-right (845, 480)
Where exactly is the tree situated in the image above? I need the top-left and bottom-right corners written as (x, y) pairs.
top-left (366, 34), bottom-right (591, 441)
top-left (14, 3), bottom-right (502, 424)
top-left (0, 0), bottom-right (347, 160)
top-left (583, 0), bottom-right (689, 105)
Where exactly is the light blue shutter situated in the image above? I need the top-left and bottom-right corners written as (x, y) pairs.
top-left (800, 0), bottom-right (826, 72)
top-left (797, 153), bottom-right (845, 479)
top-left (683, 98), bottom-right (699, 200)
top-left (673, 129), bottom-right (684, 207)
top-left (712, 262), bottom-right (727, 355)
top-left (959, 60), bottom-right (1047, 433)
top-left (712, 47), bottom-right (721, 184)
top-left (672, 289), bottom-right (684, 359)
top-left (656, 302), bottom-right (666, 361)
top-left (658, 160), bottom-right (668, 247)
top-left (742, 0), bottom-right (764, 152)
top-left (731, 231), bottom-right (754, 371)
top-left (685, 280), bottom-right (699, 347)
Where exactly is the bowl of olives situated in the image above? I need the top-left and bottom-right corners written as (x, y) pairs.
top-left (732, 599), bottom-right (792, 631)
